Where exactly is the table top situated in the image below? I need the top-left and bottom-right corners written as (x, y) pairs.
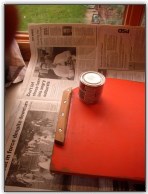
top-left (51, 78), bottom-right (145, 181)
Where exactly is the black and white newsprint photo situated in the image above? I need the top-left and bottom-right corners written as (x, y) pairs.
top-left (5, 100), bottom-right (65, 191)
top-left (34, 47), bottom-right (76, 80)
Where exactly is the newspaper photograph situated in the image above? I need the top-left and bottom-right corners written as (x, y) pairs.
top-left (5, 99), bottom-right (66, 191)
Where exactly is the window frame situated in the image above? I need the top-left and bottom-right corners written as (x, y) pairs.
top-left (123, 5), bottom-right (145, 26)
top-left (15, 5), bottom-right (145, 61)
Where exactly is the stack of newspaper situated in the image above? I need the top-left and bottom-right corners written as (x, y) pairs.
top-left (5, 24), bottom-right (145, 191)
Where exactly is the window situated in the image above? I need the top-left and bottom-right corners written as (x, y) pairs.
top-left (16, 5), bottom-right (126, 31)
top-left (13, 4), bottom-right (145, 61)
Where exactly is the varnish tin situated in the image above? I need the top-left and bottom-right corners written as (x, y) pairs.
top-left (79, 71), bottom-right (106, 104)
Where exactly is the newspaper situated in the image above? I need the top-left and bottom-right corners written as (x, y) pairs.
top-left (97, 25), bottom-right (145, 70)
top-left (18, 24), bottom-right (99, 102)
top-left (5, 100), bottom-right (65, 191)
top-left (5, 24), bottom-right (145, 191)
top-left (18, 24), bottom-right (145, 102)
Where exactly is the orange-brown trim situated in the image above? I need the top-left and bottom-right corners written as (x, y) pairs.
top-left (15, 31), bottom-right (29, 43)
top-left (15, 31), bottom-right (31, 61)
top-left (123, 5), bottom-right (145, 26)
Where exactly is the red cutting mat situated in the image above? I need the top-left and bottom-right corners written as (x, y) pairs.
top-left (50, 78), bottom-right (145, 181)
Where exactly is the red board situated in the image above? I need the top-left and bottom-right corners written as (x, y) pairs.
top-left (50, 78), bottom-right (145, 181)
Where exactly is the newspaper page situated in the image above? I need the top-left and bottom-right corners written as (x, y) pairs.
top-left (5, 23), bottom-right (145, 191)
top-left (18, 24), bottom-right (98, 102)
top-left (5, 99), bottom-right (66, 191)
top-left (97, 25), bottom-right (145, 70)
top-left (98, 69), bottom-right (145, 82)
top-left (5, 23), bottom-right (99, 191)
